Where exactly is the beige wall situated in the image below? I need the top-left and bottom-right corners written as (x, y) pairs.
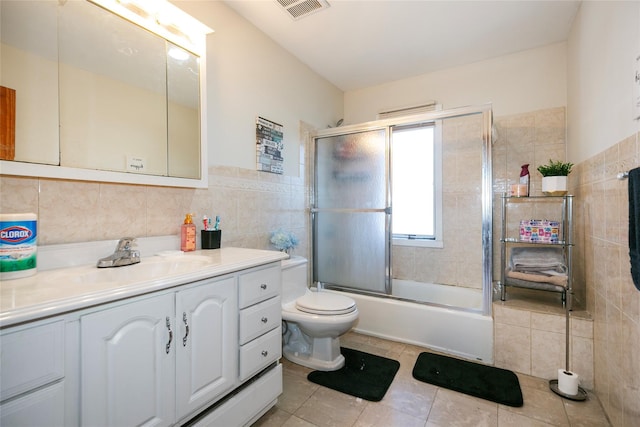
top-left (174, 0), bottom-right (343, 177)
top-left (344, 42), bottom-right (567, 124)
top-left (567, 1), bottom-right (640, 165)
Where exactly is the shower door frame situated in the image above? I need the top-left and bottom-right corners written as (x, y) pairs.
top-left (311, 124), bottom-right (393, 295)
top-left (311, 104), bottom-right (494, 316)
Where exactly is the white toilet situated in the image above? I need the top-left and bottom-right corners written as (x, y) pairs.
top-left (281, 256), bottom-right (359, 371)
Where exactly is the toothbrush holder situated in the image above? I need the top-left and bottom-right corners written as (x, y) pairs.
top-left (201, 230), bottom-right (221, 249)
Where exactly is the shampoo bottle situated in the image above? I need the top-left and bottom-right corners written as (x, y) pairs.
top-left (181, 213), bottom-right (196, 252)
top-left (520, 164), bottom-right (530, 197)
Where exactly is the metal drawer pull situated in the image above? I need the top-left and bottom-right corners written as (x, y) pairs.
top-left (260, 283), bottom-right (267, 290)
top-left (261, 317), bottom-right (268, 323)
top-left (261, 350), bottom-right (268, 357)
top-left (165, 317), bottom-right (173, 354)
top-left (182, 312), bottom-right (189, 346)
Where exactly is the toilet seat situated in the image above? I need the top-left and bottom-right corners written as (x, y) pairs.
top-left (295, 292), bottom-right (356, 315)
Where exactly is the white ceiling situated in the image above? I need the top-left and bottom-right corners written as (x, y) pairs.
top-left (223, 0), bottom-right (581, 92)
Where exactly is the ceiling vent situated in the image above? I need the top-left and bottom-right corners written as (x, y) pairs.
top-left (276, 0), bottom-right (330, 20)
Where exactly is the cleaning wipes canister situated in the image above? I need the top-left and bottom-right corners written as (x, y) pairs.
top-left (0, 213), bottom-right (37, 279)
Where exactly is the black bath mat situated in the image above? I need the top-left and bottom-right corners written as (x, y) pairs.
top-left (412, 352), bottom-right (523, 407)
top-left (307, 347), bottom-right (400, 401)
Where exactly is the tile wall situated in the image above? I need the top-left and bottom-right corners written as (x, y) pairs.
top-left (572, 131), bottom-right (640, 426)
top-left (491, 106), bottom-right (594, 391)
top-left (0, 153), bottom-right (309, 256)
top-left (491, 107), bottom-right (580, 302)
top-left (493, 297), bottom-right (594, 389)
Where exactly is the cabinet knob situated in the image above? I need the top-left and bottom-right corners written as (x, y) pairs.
top-left (261, 350), bottom-right (268, 357)
top-left (261, 317), bottom-right (268, 323)
top-left (260, 283), bottom-right (267, 290)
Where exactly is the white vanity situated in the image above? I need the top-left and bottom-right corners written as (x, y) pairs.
top-left (0, 241), bottom-right (287, 426)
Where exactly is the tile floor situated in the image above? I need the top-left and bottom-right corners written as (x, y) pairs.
top-left (253, 332), bottom-right (611, 427)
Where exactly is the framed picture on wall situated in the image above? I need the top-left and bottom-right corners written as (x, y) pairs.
top-left (256, 116), bottom-right (284, 174)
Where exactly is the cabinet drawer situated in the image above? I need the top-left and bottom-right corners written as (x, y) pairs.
top-left (239, 296), bottom-right (281, 345)
top-left (0, 381), bottom-right (65, 426)
top-left (192, 364), bottom-right (282, 427)
top-left (238, 264), bottom-right (281, 308)
top-left (1, 320), bottom-right (65, 401)
top-left (239, 327), bottom-right (281, 381)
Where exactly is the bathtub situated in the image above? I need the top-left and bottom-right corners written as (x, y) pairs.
top-left (325, 279), bottom-right (494, 363)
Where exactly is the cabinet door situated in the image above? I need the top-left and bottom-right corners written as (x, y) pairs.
top-left (80, 294), bottom-right (175, 427)
top-left (175, 276), bottom-right (238, 420)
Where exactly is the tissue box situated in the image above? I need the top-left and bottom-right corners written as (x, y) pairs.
top-left (519, 220), bottom-right (560, 243)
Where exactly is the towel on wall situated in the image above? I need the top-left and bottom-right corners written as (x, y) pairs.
top-left (510, 247), bottom-right (567, 274)
top-left (628, 167), bottom-right (640, 291)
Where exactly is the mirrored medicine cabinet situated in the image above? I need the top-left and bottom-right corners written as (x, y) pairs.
top-left (0, 0), bottom-right (211, 188)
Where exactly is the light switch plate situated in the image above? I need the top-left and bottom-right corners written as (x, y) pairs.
top-left (126, 156), bottom-right (146, 173)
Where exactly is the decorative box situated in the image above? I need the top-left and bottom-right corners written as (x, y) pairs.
top-left (519, 220), bottom-right (560, 243)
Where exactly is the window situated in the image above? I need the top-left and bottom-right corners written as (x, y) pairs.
top-left (391, 122), bottom-right (443, 248)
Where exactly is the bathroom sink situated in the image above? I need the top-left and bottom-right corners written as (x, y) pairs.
top-left (46, 255), bottom-right (214, 286)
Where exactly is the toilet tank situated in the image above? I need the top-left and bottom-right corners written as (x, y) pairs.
top-left (281, 256), bottom-right (308, 304)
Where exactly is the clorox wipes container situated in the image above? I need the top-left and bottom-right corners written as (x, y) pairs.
top-left (0, 213), bottom-right (37, 279)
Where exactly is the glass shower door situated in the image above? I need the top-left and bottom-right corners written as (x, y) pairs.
top-left (313, 128), bottom-right (390, 293)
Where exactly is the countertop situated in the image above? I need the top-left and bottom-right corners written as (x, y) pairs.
top-left (1, 247), bottom-right (288, 328)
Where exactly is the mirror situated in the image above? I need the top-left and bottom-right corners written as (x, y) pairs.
top-left (0, 0), bottom-right (206, 186)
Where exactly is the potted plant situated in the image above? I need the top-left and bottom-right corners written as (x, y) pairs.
top-left (537, 159), bottom-right (574, 196)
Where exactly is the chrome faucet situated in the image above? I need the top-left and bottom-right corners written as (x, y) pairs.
top-left (97, 237), bottom-right (141, 268)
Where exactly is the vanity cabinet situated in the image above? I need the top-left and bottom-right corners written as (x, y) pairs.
top-left (0, 247), bottom-right (286, 426)
top-left (80, 275), bottom-right (237, 426)
top-left (0, 320), bottom-right (66, 426)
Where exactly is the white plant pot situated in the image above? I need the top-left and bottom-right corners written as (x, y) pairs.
top-left (542, 176), bottom-right (568, 196)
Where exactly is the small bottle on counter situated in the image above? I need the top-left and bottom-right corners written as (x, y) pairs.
top-left (180, 213), bottom-right (196, 252)
top-left (519, 164), bottom-right (530, 196)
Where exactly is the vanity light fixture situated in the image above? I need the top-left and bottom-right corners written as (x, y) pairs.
top-left (168, 46), bottom-right (190, 61)
top-left (88, 0), bottom-right (213, 55)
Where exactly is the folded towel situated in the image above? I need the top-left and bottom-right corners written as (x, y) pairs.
top-left (628, 167), bottom-right (640, 291)
top-left (506, 268), bottom-right (567, 287)
top-left (510, 247), bottom-right (567, 274)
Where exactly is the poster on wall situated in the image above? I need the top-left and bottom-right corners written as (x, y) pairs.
top-left (256, 116), bottom-right (284, 174)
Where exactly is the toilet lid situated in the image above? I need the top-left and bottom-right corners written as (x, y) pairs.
top-left (295, 292), bottom-right (356, 315)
